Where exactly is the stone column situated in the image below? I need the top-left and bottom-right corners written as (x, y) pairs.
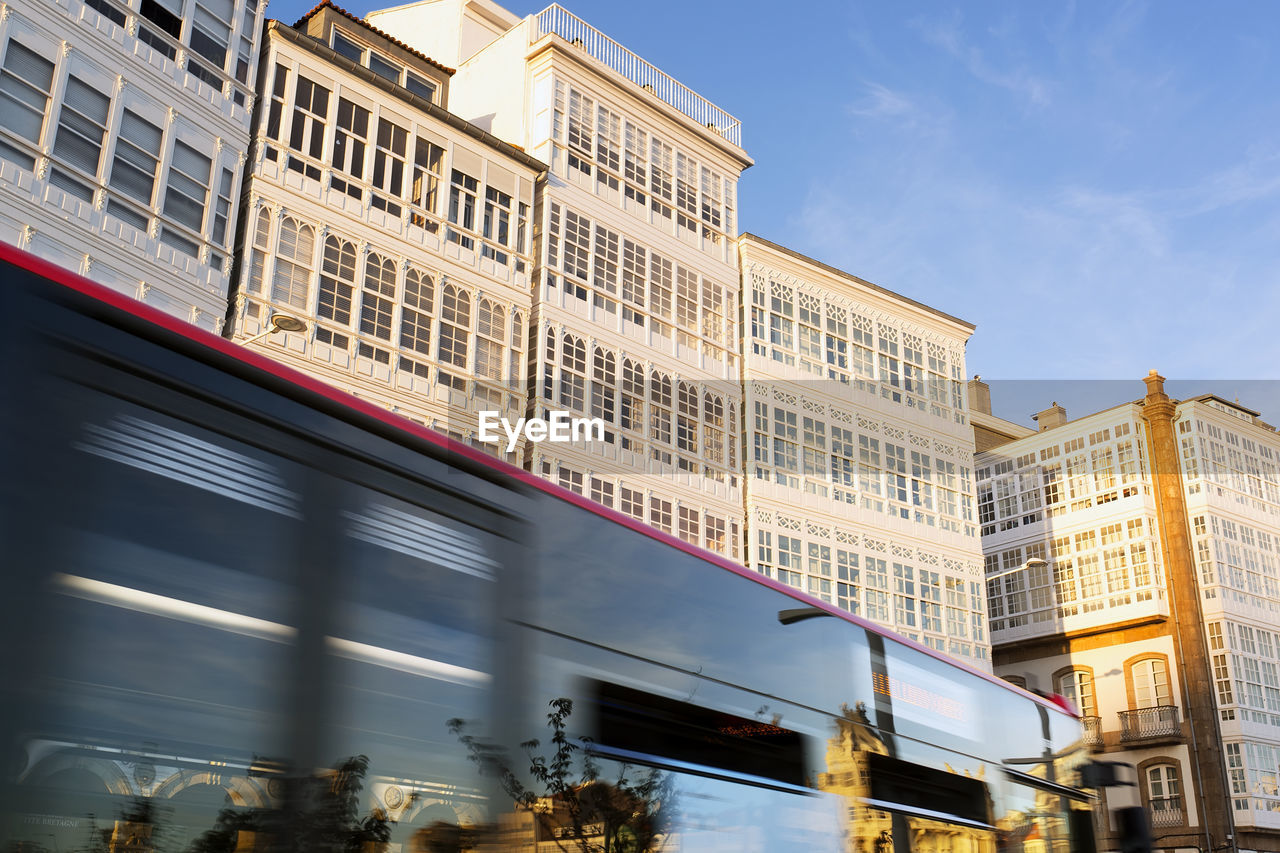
top-left (1141, 370), bottom-right (1233, 852)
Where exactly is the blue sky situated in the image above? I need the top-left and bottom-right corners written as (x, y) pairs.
top-left (270, 0), bottom-right (1280, 424)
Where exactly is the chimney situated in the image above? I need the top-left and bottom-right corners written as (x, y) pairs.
top-left (967, 375), bottom-right (991, 415)
top-left (1033, 402), bottom-right (1067, 432)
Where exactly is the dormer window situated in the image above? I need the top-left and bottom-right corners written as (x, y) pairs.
top-left (331, 30), bottom-right (363, 63)
top-left (329, 27), bottom-right (437, 105)
top-left (404, 72), bottom-right (437, 104)
top-left (367, 50), bottom-right (398, 82)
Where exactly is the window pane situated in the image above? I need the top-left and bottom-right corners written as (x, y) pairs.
top-left (0, 41), bottom-right (54, 144)
top-left (332, 31), bottom-right (363, 62)
top-left (404, 72), bottom-right (435, 102)
top-left (8, 391), bottom-right (302, 853)
top-left (110, 111), bottom-right (162, 203)
top-left (162, 140), bottom-right (211, 231)
top-left (54, 77), bottom-right (110, 176)
top-left (367, 51), bottom-right (399, 82)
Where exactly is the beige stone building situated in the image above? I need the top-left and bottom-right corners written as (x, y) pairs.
top-left (739, 234), bottom-right (991, 668)
top-left (226, 2), bottom-right (542, 451)
top-left (363, 0), bottom-right (752, 559)
top-left (977, 373), bottom-right (1280, 853)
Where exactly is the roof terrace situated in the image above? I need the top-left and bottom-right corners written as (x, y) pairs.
top-left (531, 4), bottom-right (743, 149)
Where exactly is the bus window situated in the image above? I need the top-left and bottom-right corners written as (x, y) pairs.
top-left (325, 485), bottom-right (505, 849)
top-left (6, 394), bottom-right (304, 853)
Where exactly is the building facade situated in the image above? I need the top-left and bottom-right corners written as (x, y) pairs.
top-left (226, 2), bottom-right (542, 449)
top-left (0, 0), bottom-right (262, 329)
top-left (978, 373), bottom-right (1280, 853)
top-left (364, 0), bottom-right (753, 559)
top-left (739, 234), bottom-right (991, 669)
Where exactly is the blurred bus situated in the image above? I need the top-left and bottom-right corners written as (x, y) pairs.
top-left (0, 244), bottom-right (1095, 853)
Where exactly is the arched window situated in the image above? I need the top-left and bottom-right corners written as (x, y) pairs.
top-left (400, 266), bottom-right (434, 357)
top-left (272, 218), bottom-right (313, 309)
top-left (559, 334), bottom-right (586, 411)
top-left (704, 393), bottom-right (725, 466)
top-left (317, 235), bottom-right (356, 348)
top-left (591, 347), bottom-right (616, 424)
top-left (620, 359), bottom-right (643, 433)
top-left (247, 207), bottom-right (272, 294)
top-left (649, 371), bottom-right (672, 446)
top-left (1001, 675), bottom-right (1027, 689)
top-left (1146, 763), bottom-right (1183, 824)
top-left (1057, 669), bottom-right (1096, 717)
top-left (509, 310), bottom-right (524, 390)
top-left (1131, 658), bottom-right (1171, 708)
top-left (676, 382), bottom-right (698, 453)
top-left (360, 252), bottom-right (397, 344)
top-left (475, 299), bottom-right (506, 381)
top-left (437, 284), bottom-right (470, 369)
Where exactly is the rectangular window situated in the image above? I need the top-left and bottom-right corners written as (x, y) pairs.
top-left (623, 122), bottom-right (646, 199)
top-left (649, 252), bottom-right (672, 319)
top-left (331, 97), bottom-right (369, 195)
top-left (649, 496), bottom-right (672, 533)
top-left (649, 137), bottom-right (672, 211)
top-left (210, 166), bottom-right (234, 246)
top-left (331, 30), bottom-right (363, 62)
top-left (482, 187), bottom-right (513, 264)
top-left (110, 110), bottom-right (163, 205)
top-left (566, 88), bottom-right (593, 174)
top-left (447, 169), bottom-right (478, 248)
top-left (367, 50), bottom-right (399, 82)
top-left (190, 0), bottom-right (233, 70)
top-left (265, 63), bottom-right (288, 144)
top-left (405, 71), bottom-right (436, 103)
top-left (371, 118), bottom-right (407, 214)
top-left (0, 41), bottom-right (55, 167)
top-left (411, 136), bottom-right (444, 222)
top-left (162, 140), bottom-right (212, 233)
top-left (593, 224), bottom-right (619, 294)
top-left (595, 105), bottom-right (620, 182)
top-left (289, 76), bottom-right (329, 169)
top-left (53, 76), bottom-right (110, 179)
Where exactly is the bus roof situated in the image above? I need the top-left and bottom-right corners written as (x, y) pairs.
top-left (3, 241), bottom-right (1071, 717)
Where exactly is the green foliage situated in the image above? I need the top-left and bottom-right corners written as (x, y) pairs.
top-left (449, 699), bottom-right (674, 853)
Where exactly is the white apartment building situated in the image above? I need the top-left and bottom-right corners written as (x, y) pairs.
top-left (739, 234), bottom-right (991, 669)
top-left (0, 0), bottom-right (261, 329)
top-left (977, 374), bottom-right (1280, 853)
top-left (227, 2), bottom-right (542, 447)
top-left (363, 0), bottom-right (753, 561)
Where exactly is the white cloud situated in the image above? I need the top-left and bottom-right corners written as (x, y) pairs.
top-left (912, 13), bottom-right (1053, 107)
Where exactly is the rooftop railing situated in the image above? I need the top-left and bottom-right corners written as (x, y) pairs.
top-left (531, 4), bottom-right (743, 149)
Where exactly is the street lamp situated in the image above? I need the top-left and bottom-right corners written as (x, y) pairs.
top-left (241, 313), bottom-right (308, 346)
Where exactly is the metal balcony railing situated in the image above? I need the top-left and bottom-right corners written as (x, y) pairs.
top-left (531, 4), bottom-right (743, 148)
top-left (1119, 705), bottom-right (1181, 743)
top-left (1148, 796), bottom-right (1185, 828)
top-left (1081, 715), bottom-right (1103, 750)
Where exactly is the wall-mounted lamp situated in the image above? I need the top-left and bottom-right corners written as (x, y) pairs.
top-left (242, 313), bottom-right (308, 346)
